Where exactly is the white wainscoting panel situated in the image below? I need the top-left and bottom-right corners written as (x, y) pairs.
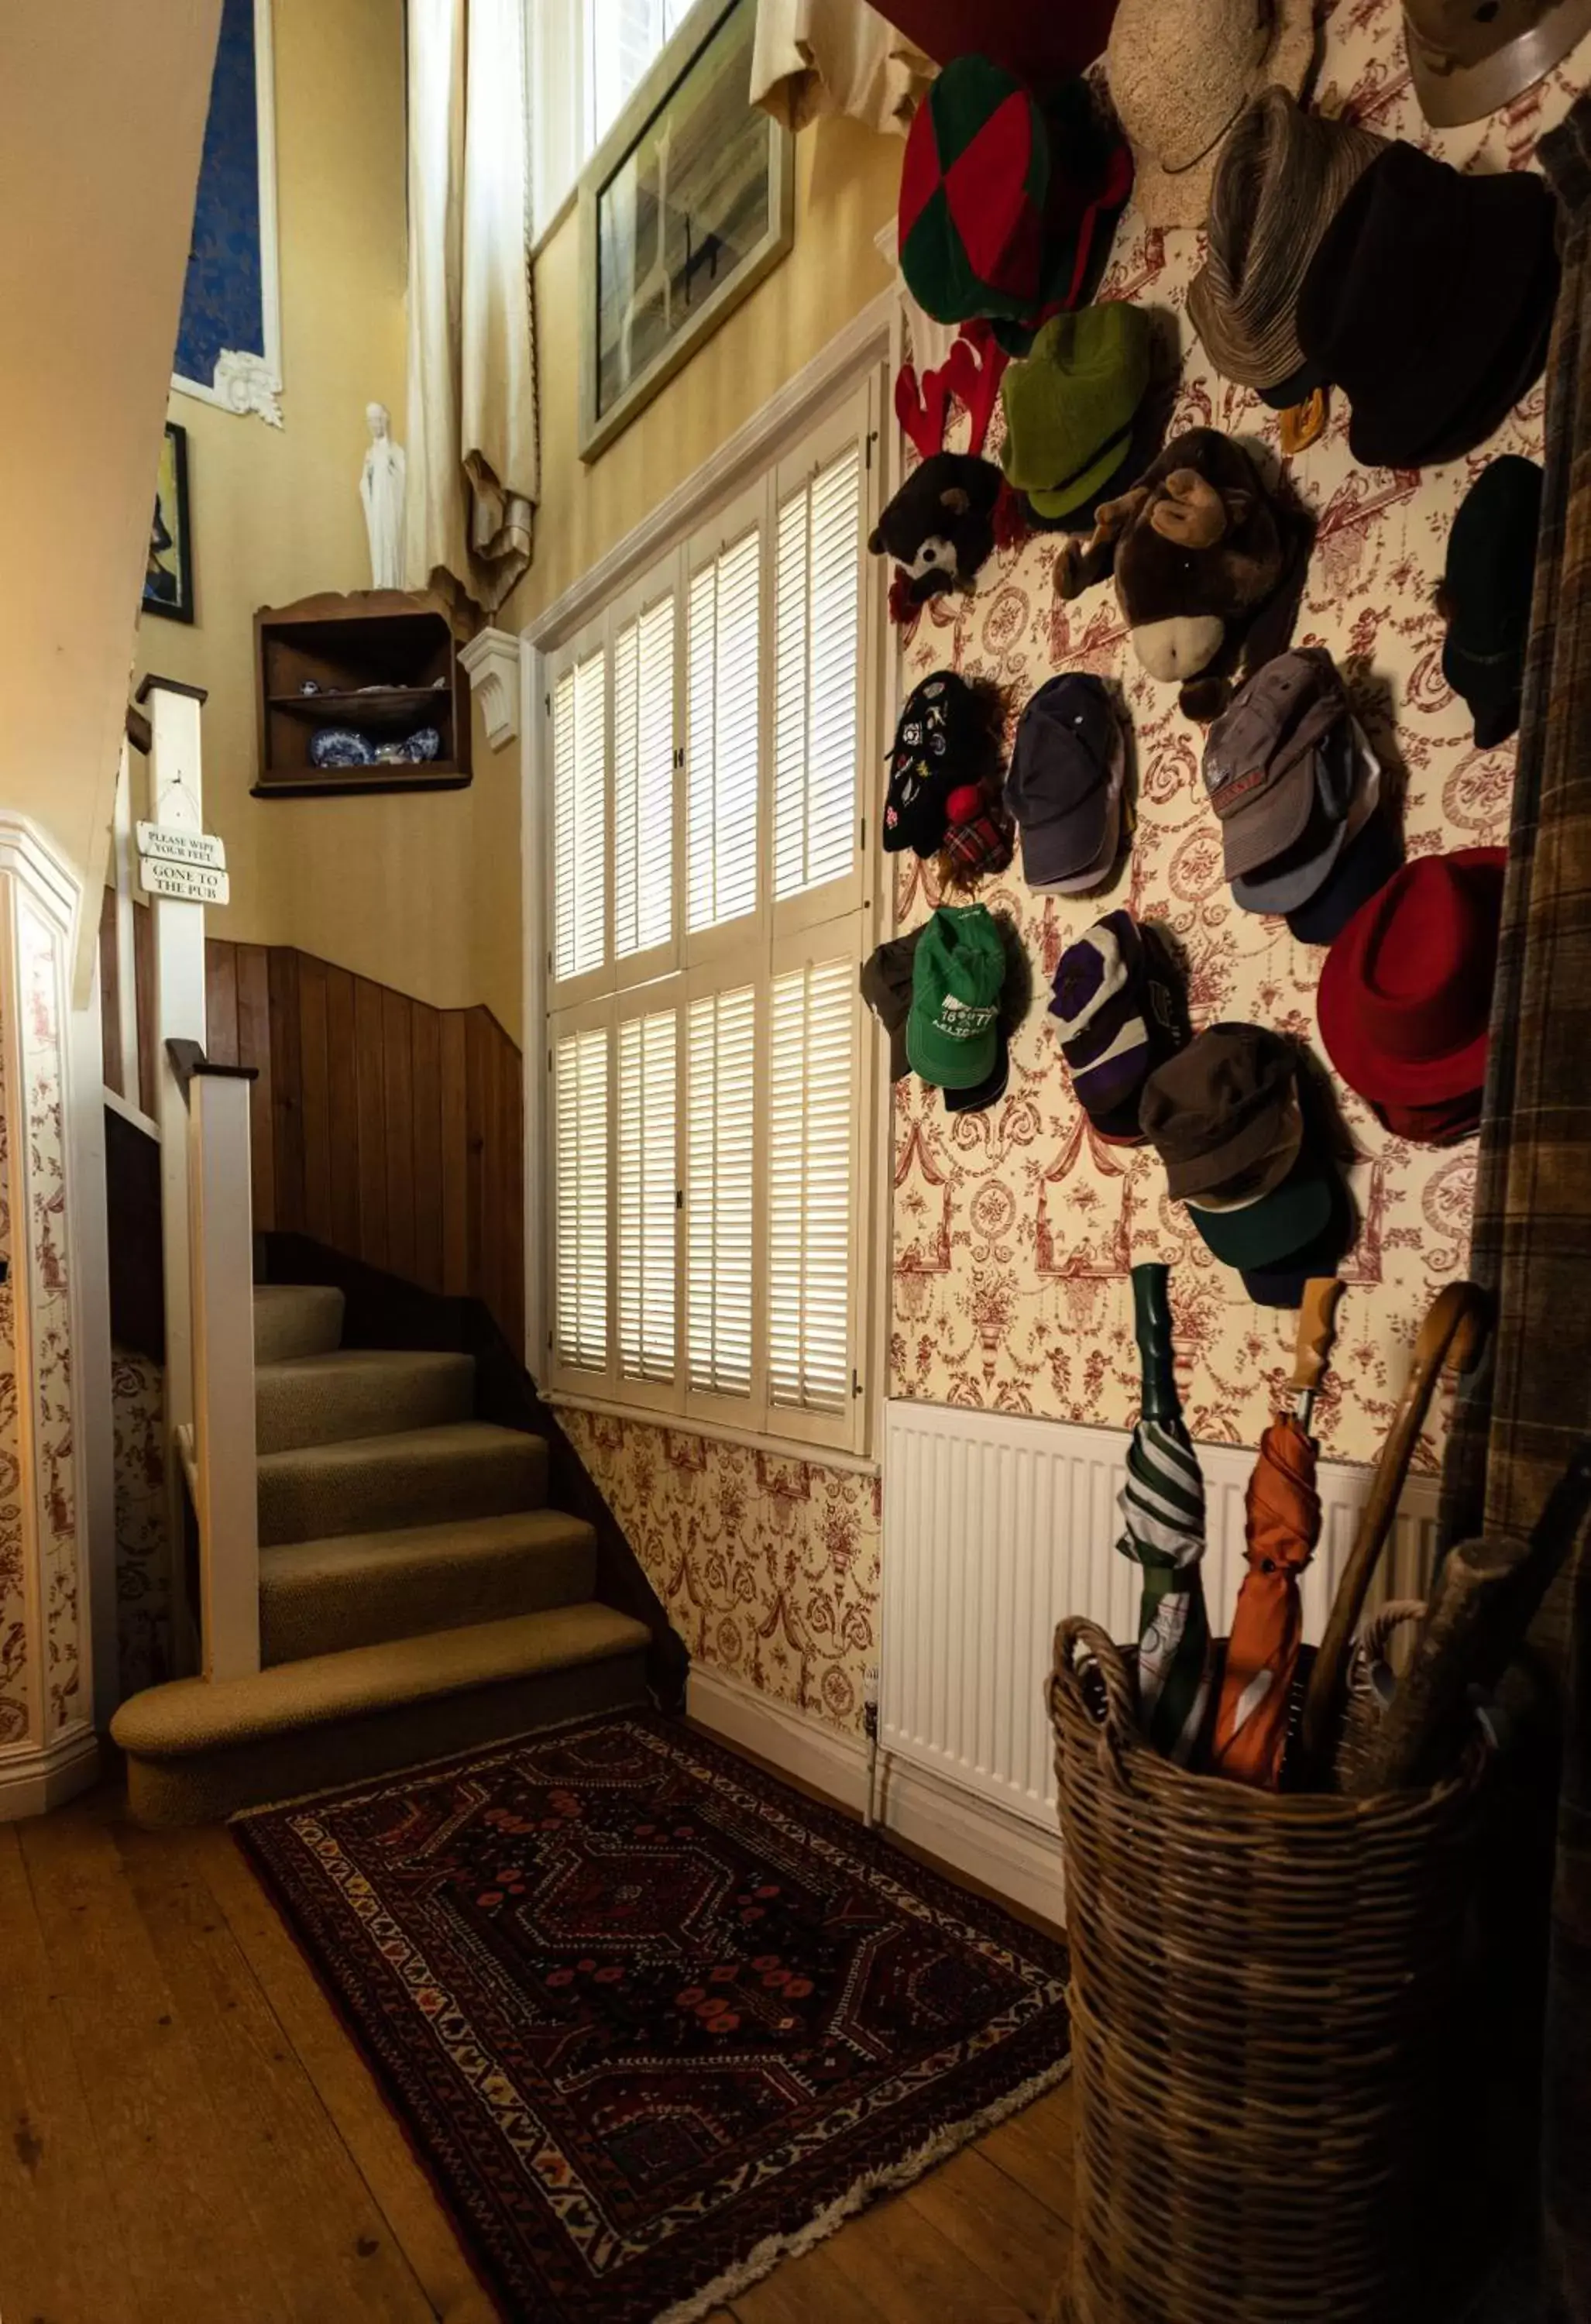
top-left (881, 1398), bottom-right (1442, 1834)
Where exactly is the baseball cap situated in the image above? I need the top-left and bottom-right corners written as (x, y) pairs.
top-left (1139, 1023), bottom-right (1298, 1202)
top-left (860, 929), bottom-right (923, 1080)
top-left (1006, 674), bottom-right (1125, 893)
top-left (906, 903), bottom-right (1007, 1088)
top-left (1204, 648), bottom-right (1354, 903)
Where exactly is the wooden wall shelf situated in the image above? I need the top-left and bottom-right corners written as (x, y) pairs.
top-left (253, 590), bottom-right (472, 798)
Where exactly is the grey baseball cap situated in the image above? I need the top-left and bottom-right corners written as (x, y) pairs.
top-left (1005, 674), bottom-right (1124, 892)
top-left (1203, 648), bottom-right (1356, 906)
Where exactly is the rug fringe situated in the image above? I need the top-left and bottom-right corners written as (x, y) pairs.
top-left (652, 2050), bottom-right (1075, 2324)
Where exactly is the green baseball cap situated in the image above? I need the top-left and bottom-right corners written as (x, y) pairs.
top-left (999, 303), bottom-right (1153, 520)
top-left (907, 904), bottom-right (1006, 1088)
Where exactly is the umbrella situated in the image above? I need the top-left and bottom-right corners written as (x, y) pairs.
top-left (1116, 1262), bottom-right (1213, 1763)
top-left (1211, 1278), bottom-right (1343, 1787)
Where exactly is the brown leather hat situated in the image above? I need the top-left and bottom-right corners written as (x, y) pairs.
top-left (1139, 1023), bottom-right (1299, 1200)
top-left (1404, 0), bottom-right (1591, 129)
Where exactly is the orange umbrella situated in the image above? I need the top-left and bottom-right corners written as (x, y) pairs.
top-left (1211, 1281), bottom-right (1342, 1788)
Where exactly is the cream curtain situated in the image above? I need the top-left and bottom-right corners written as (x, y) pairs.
top-left (751, 0), bottom-right (934, 136)
top-left (405, 0), bottom-right (539, 624)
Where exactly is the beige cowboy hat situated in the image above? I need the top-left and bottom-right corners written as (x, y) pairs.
top-left (1404, 0), bottom-right (1591, 127)
top-left (1106, 0), bottom-right (1318, 231)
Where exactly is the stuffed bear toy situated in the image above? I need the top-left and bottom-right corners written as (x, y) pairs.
top-left (868, 452), bottom-right (1003, 605)
top-left (1055, 429), bottom-right (1308, 720)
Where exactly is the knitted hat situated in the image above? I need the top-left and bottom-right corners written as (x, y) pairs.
top-left (999, 304), bottom-right (1153, 520)
top-left (1105, 0), bottom-right (1317, 230)
top-left (907, 903), bottom-right (1007, 1088)
top-left (1187, 90), bottom-right (1386, 394)
top-left (1442, 456), bottom-right (1544, 750)
top-left (1297, 140), bottom-right (1560, 472)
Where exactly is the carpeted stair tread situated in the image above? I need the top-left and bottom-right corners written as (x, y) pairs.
top-left (259, 1508), bottom-right (598, 1664)
top-left (258, 1421), bottom-right (548, 1545)
top-left (256, 1347), bottom-right (476, 1456)
top-left (112, 1604), bottom-right (651, 1759)
top-left (253, 1284), bottom-right (345, 1364)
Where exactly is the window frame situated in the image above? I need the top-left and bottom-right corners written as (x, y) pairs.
top-left (538, 375), bottom-right (886, 1459)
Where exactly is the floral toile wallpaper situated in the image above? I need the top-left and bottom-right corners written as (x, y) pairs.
top-left (891, 0), bottom-right (1589, 1472)
top-left (562, 1411), bottom-right (881, 1735)
top-left (0, 1016), bottom-right (22, 1745)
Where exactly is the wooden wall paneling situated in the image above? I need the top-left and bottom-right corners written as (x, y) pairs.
top-left (204, 941), bottom-right (240, 1067)
top-left (297, 954), bottom-right (333, 1246)
top-left (134, 899), bottom-right (156, 1121)
top-left (382, 988), bottom-right (417, 1287)
top-left (352, 978), bottom-right (389, 1272)
top-left (99, 889), bottom-right (125, 1100)
top-left (324, 967), bottom-right (360, 1261)
top-left (410, 1002), bottom-right (444, 1294)
top-left (268, 947), bottom-right (305, 1236)
top-left (503, 1039), bottom-right (525, 1358)
top-left (234, 944), bottom-right (276, 1234)
top-left (438, 1012), bottom-right (470, 1301)
top-left (464, 1009), bottom-right (491, 1317)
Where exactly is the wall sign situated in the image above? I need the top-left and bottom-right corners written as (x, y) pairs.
top-left (138, 856), bottom-right (231, 908)
top-left (136, 823), bottom-right (228, 872)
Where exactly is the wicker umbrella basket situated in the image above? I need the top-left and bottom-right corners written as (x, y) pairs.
top-left (1050, 1616), bottom-right (1486, 2324)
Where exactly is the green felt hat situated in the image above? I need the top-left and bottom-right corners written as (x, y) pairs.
top-left (999, 304), bottom-right (1153, 520)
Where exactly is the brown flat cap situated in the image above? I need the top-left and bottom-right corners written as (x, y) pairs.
top-left (1139, 1023), bottom-right (1299, 1200)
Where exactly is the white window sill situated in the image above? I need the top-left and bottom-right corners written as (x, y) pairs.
top-left (542, 1389), bottom-right (880, 1477)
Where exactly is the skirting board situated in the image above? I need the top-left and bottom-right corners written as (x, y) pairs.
top-left (687, 1666), bottom-right (1067, 1926)
top-left (0, 1724), bottom-right (100, 1820)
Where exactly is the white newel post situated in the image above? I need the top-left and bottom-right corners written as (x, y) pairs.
top-left (0, 819), bottom-right (100, 1817)
top-left (185, 1065), bottom-right (260, 1679)
top-left (139, 675), bottom-right (210, 1659)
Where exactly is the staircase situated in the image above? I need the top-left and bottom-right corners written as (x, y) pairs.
top-left (113, 1287), bottom-right (652, 1824)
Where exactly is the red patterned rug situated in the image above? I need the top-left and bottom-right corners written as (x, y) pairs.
top-left (235, 1711), bottom-right (1070, 2322)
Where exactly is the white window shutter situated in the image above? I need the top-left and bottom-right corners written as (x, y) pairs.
top-left (687, 532), bottom-right (761, 933)
top-left (686, 986), bottom-right (756, 1397)
top-left (774, 445), bottom-right (862, 901)
top-left (554, 1026), bottom-right (609, 1371)
top-left (552, 648), bottom-right (607, 982)
top-left (768, 958), bottom-right (854, 1415)
top-left (613, 595), bottom-right (675, 961)
top-left (617, 1009), bottom-right (677, 1382)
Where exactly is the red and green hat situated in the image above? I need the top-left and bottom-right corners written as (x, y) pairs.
top-left (899, 60), bottom-right (1132, 346)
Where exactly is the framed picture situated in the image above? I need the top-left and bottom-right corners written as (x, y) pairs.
top-left (172, 0), bottom-right (283, 425)
top-left (144, 424), bottom-right (194, 624)
top-left (578, 0), bottom-right (795, 463)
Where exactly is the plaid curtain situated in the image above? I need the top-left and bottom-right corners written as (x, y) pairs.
top-left (1438, 96), bottom-right (1591, 2319)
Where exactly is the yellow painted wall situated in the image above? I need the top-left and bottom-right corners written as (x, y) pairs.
top-left (132, 0), bottom-right (524, 1042)
top-left (510, 113), bottom-right (902, 628)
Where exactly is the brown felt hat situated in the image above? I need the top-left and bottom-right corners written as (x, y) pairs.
top-left (1139, 1023), bottom-right (1300, 1200)
top-left (1187, 90), bottom-right (1386, 393)
top-left (1106, 0), bottom-right (1317, 230)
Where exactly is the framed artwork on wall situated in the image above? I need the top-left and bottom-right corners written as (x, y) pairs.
top-left (171, 0), bottom-right (283, 426)
top-left (144, 424), bottom-right (194, 625)
top-left (577, 0), bottom-right (796, 463)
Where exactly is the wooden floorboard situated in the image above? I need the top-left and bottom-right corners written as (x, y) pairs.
top-left (0, 1785), bottom-right (1076, 2324)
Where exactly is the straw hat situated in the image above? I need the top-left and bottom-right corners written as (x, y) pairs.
top-left (1106, 0), bottom-right (1318, 230)
top-left (1187, 90), bottom-right (1386, 395)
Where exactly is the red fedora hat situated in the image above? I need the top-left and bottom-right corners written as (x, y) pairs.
top-left (1318, 847), bottom-right (1505, 1109)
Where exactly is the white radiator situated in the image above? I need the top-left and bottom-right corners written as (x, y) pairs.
top-left (880, 1399), bottom-right (1442, 1834)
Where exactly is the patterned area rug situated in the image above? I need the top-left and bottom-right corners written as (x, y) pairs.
top-left (235, 1714), bottom-right (1070, 2322)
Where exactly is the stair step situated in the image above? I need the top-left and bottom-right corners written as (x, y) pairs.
top-left (254, 1284), bottom-right (345, 1364)
top-left (260, 1509), bottom-right (599, 1664)
top-left (256, 1348), bottom-right (476, 1456)
top-left (112, 1605), bottom-right (653, 1826)
top-left (257, 1422), bottom-right (548, 1546)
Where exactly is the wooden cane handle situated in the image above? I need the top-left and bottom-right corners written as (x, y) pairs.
top-left (1290, 1277), bottom-right (1345, 1398)
top-left (1298, 1280), bottom-right (1489, 1781)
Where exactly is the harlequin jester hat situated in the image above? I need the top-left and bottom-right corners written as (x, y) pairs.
top-left (899, 59), bottom-right (1132, 353)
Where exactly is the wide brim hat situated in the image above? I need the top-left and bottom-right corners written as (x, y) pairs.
top-left (1297, 140), bottom-right (1560, 473)
top-left (1318, 846), bottom-right (1507, 1106)
top-left (1188, 89), bottom-right (1387, 394)
top-left (1106, 0), bottom-right (1317, 231)
top-left (1405, 0), bottom-right (1591, 129)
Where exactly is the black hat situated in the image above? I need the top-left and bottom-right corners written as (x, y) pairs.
top-left (1241, 1171), bottom-right (1356, 1308)
top-left (882, 672), bottom-right (1003, 859)
top-left (1285, 804), bottom-right (1404, 946)
top-left (1442, 455), bottom-right (1544, 750)
top-left (860, 929), bottom-right (923, 1079)
top-left (1297, 141), bottom-right (1559, 472)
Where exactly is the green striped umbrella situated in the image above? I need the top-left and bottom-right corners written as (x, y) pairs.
top-left (1115, 1263), bottom-right (1214, 1764)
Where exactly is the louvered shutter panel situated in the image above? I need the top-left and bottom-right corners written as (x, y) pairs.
top-left (554, 1026), bottom-right (609, 1370)
top-left (774, 445), bottom-right (861, 900)
top-left (617, 1009), bottom-right (677, 1381)
top-left (686, 986), bottom-right (755, 1396)
top-left (613, 596), bottom-right (674, 961)
top-left (552, 648), bottom-right (607, 982)
top-left (768, 959), bottom-right (854, 1413)
top-left (687, 531), bottom-right (761, 933)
